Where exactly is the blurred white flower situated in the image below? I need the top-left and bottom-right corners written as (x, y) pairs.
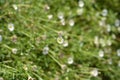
top-left (42, 45), bottom-right (49, 55)
top-left (78, 0), bottom-right (84, 8)
top-left (0, 77), bottom-right (4, 80)
top-left (44, 4), bottom-right (50, 10)
top-left (77, 8), bottom-right (83, 15)
top-left (8, 23), bottom-right (14, 31)
top-left (102, 9), bottom-right (108, 16)
top-left (57, 36), bottom-right (64, 44)
top-left (0, 35), bottom-right (2, 42)
top-left (117, 49), bottom-right (120, 57)
top-left (67, 57), bottom-right (74, 64)
top-left (69, 19), bottom-right (75, 27)
top-left (58, 12), bottom-right (64, 20)
top-left (94, 36), bottom-right (99, 47)
top-left (99, 38), bottom-right (106, 47)
top-left (107, 39), bottom-right (112, 46)
top-left (63, 40), bottom-right (68, 47)
top-left (12, 48), bottom-right (17, 54)
top-left (60, 19), bottom-right (66, 26)
top-left (115, 19), bottom-right (120, 27)
top-left (28, 76), bottom-right (34, 80)
top-left (98, 50), bottom-right (104, 58)
top-left (118, 61), bottom-right (120, 67)
top-left (47, 14), bottom-right (53, 20)
top-left (90, 68), bottom-right (98, 77)
top-left (106, 24), bottom-right (111, 32)
top-left (112, 34), bottom-right (116, 39)
top-left (12, 4), bottom-right (18, 10)
top-left (108, 59), bottom-right (112, 65)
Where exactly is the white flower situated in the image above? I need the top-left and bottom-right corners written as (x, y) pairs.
top-left (12, 48), bottom-right (17, 54)
top-left (112, 34), bottom-right (116, 39)
top-left (108, 59), bottom-right (112, 65)
top-left (42, 45), bottom-right (49, 55)
top-left (107, 39), bottom-right (112, 46)
top-left (60, 19), bottom-right (66, 26)
top-left (28, 76), bottom-right (34, 80)
top-left (106, 24), bottom-right (111, 32)
top-left (77, 8), bottom-right (83, 15)
top-left (78, 0), bottom-right (84, 8)
top-left (0, 77), bottom-right (4, 80)
top-left (8, 23), bottom-right (14, 31)
top-left (90, 68), bottom-right (98, 77)
top-left (118, 61), bottom-right (120, 67)
top-left (63, 40), bottom-right (68, 47)
top-left (94, 36), bottom-right (99, 47)
top-left (57, 36), bottom-right (64, 44)
top-left (117, 49), bottom-right (120, 57)
top-left (98, 50), bottom-right (104, 58)
top-left (99, 38), bottom-right (106, 47)
top-left (12, 4), bottom-right (18, 10)
top-left (67, 57), bottom-right (74, 64)
top-left (47, 14), bottom-right (53, 20)
top-left (115, 19), bottom-right (120, 27)
top-left (58, 12), bottom-right (64, 20)
top-left (102, 9), bottom-right (108, 16)
top-left (69, 19), bottom-right (75, 27)
top-left (0, 35), bottom-right (2, 42)
top-left (44, 4), bottom-right (50, 10)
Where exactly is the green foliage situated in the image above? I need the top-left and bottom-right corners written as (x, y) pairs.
top-left (0, 0), bottom-right (120, 80)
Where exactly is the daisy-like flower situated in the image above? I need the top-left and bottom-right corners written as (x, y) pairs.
top-left (69, 19), bottom-right (75, 27)
top-left (47, 14), bottom-right (53, 20)
top-left (12, 4), bottom-right (18, 10)
top-left (117, 49), bottom-right (120, 57)
top-left (67, 57), bottom-right (74, 64)
top-left (0, 35), bottom-right (2, 42)
top-left (57, 36), bottom-right (64, 44)
top-left (78, 0), bottom-right (84, 8)
top-left (12, 48), bottom-right (17, 54)
top-left (8, 23), bottom-right (14, 32)
top-left (42, 45), bottom-right (49, 55)
top-left (98, 50), bottom-right (104, 58)
top-left (90, 68), bottom-right (99, 77)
